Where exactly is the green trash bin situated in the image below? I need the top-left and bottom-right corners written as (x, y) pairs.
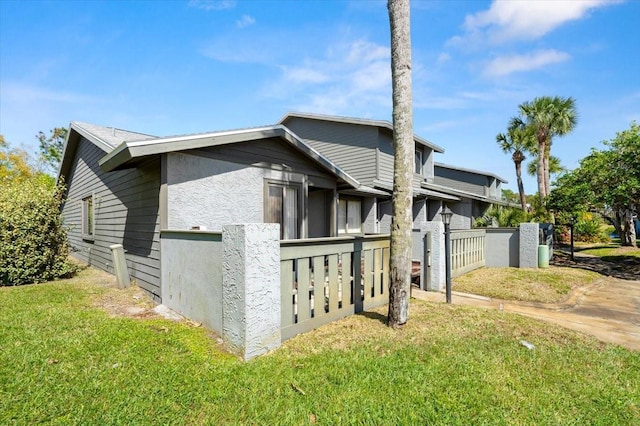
top-left (538, 245), bottom-right (549, 268)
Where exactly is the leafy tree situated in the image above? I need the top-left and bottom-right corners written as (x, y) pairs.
top-left (36, 127), bottom-right (68, 174)
top-left (549, 122), bottom-right (639, 246)
top-left (518, 96), bottom-right (577, 200)
top-left (387, 0), bottom-right (413, 327)
top-left (496, 117), bottom-right (536, 210)
top-left (0, 135), bottom-right (75, 285)
top-left (501, 189), bottom-right (520, 204)
top-left (0, 135), bottom-right (35, 182)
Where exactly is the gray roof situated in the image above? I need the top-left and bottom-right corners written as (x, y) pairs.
top-left (279, 111), bottom-right (445, 153)
top-left (435, 162), bottom-right (508, 183)
top-left (71, 121), bottom-right (157, 149)
top-left (421, 181), bottom-right (511, 206)
top-left (371, 179), bottom-right (460, 201)
top-left (96, 124), bottom-right (360, 189)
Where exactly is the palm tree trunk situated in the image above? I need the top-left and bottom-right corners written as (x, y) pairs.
top-left (515, 161), bottom-right (527, 211)
top-left (543, 144), bottom-right (551, 199)
top-left (537, 141), bottom-right (546, 199)
top-left (387, 0), bottom-right (413, 328)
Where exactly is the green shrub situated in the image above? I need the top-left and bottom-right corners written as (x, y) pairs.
top-left (0, 177), bottom-right (76, 285)
top-left (474, 205), bottom-right (528, 228)
top-left (574, 212), bottom-right (610, 243)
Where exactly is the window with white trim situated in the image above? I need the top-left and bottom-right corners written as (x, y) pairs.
top-left (81, 195), bottom-right (95, 240)
top-left (265, 182), bottom-right (300, 239)
top-left (338, 198), bottom-right (362, 235)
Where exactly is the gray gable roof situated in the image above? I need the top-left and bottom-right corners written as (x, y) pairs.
top-left (279, 111), bottom-right (445, 153)
top-left (57, 121), bottom-right (158, 180)
top-left (58, 121), bottom-right (360, 190)
top-left (71, 121), bottom-right (157, 150)
top-left (435, 162), bottom-right (508, 184)
top-left (99, 124), bottom-right (360, 190)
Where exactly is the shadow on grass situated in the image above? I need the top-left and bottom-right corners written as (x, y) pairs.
top-left (357, 310), bottom-right (388, 325)
top-left (552, 247), bottom-right (640, 281)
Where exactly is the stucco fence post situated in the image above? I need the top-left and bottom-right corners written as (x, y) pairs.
top-left (518, 223), bottom-right (539, 268)
top-left (222, 224), bottom-right (281, 360)
top-left (421, 221), bottom-right (445, 291)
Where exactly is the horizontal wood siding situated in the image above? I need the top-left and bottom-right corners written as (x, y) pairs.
top-left (283, 118), bottom-right (378, 185)
top-left (191, 138), bottom-right (336, 188)
top-left (62, 137), bottom-right (161, 299)
top-left (434, 166), bottom-right (489, 196)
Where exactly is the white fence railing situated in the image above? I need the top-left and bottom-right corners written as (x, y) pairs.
top-left (450, 229), bottom-right (486, 278)
top-left (280, 235), bottom-right (390, 341)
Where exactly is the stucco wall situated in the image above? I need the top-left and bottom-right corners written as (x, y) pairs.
top-left (485, 228), bottom-right (519, 267)
top-left (160, 230), bottom-right (224, 333)
top-left (166, 153), bottom-right (264, 230)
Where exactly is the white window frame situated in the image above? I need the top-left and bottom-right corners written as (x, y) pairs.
top-left (81, 194), bottom-right (95, 240)
top-left (337, 198), bottom-right (362, 235)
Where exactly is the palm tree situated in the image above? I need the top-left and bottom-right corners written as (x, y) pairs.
top-left (387, 0), bottom-right (413, 327)
top-left (496, 117), bottom-right (536, 211)
top-left (518, 96), bottom-right (577, 200)
top-left (527, 154), bottom-right (565, 178)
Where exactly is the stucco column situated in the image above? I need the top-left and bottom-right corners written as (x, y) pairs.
top-left (519, 223), bottom-right (539, 268)
top-left (421, 221), bottom-right (445, 291)
top-left (222, 224), bottom-right (281, 360)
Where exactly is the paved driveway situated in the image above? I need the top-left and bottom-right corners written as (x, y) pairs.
top-left (413, 272), bottom-right (640, 351)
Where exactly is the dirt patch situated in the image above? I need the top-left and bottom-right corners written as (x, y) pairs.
top-left (94, 285), bottom-right (161, 319)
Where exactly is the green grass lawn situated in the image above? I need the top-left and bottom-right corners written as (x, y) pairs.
top-left (452, 266), bottom-right (600, 303)
top-left (579, 245), bottom-right (640, 259)
top-left (1, 267), bottom-right (639, 425)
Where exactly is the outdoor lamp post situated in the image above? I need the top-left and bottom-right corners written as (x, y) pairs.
top-left (569, 216), bottom-right (576, 261)
top-left (441, 205), bottom-right (453, 304)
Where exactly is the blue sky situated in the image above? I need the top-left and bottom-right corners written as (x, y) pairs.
top-left (1, 0), bottom-right (638, 193)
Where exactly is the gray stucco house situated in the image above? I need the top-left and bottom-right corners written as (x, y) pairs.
top-left (59, 121), bottom-right (371, 299)
top-left (58, 113), bottom-right (507, 301)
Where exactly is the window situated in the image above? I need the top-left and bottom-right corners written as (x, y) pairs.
top-left (415, 149), bottom-right (423, 174)
top-left (338, 198), bottom-right (362, 235)
top-left (82, 195), bottom-right (94, 239)
top-left (265, 182), bottom-right (300, 239)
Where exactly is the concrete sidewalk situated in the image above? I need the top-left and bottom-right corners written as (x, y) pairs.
top-left (412, 277), bottom-right (640, 351)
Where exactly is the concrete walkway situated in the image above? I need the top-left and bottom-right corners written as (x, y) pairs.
top-left (412, 276), bottom-right (640, 351)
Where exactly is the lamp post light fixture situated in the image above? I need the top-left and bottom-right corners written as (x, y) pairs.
top-left (440, 205), bottom-right (453, 304)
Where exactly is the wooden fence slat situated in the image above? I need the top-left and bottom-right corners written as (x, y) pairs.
top-left (342, 251), bottom-right (352, 307)
top-left (328, 254), bottom-right (339, 313)
top-left (313, 255), bottom-right (326, 319)
top-left (363, 248), bottom-right (373, 299)
top-left (280, 260), bottom-right (295, 328)
top-left (297, 258), bottom-right (311, 323)
top-left (373, 248), bottom-right (382, 297)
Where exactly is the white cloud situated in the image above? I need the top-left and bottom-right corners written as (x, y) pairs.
top-left (482, 49), bottom-right (571, 77)
top-left (436, 53), bottom-right (451, 65)
top-left (281, 67), bottom-right (329, 84)
top-left (453, 0), bottom-right (620, 45)
top-left (1, 81), bottom-right (96, 104)
top-left (261, 39), bottom-right (392, 116)
top-left (188, 0), bottom-right (236, 11)
top-left (236, 15), bottom-right (255, 29)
